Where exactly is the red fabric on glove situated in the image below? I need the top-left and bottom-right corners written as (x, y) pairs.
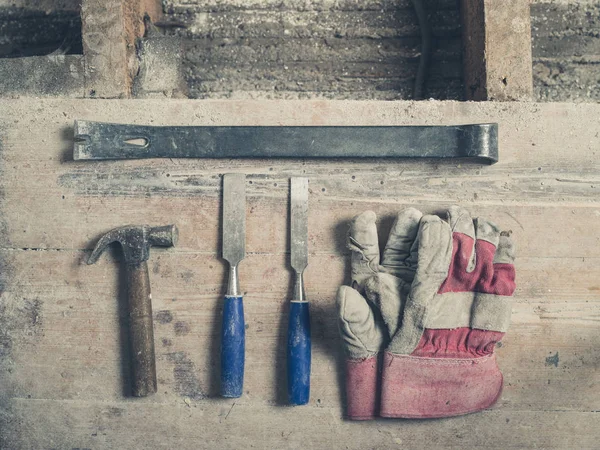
top-left (439, 234), bottom-right (516, 295)
top-left (411, 328), bottom-right (504, 358)
top-left (408, 233), bottom-right (515, 359)
top-left (345, 356), bottom-right (379, 420)
top-left (380, 351), bottom-right (503, 419)
top-left (381, 230), bottom-right (515, 418)
top-left (340, 208), bottom-right (516, 420)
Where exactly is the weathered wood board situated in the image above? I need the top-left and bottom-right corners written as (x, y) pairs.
top-left (0, 99), bottom-right (599, 449)
top-left (162, 0), bottom-right (463, 100)
top-left (461, 0), bottom-right (533, 101)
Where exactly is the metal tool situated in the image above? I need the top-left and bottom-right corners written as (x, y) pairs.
top-left (288, 177), bottom-right (311, 405)
top-left (88, 224), bottom-right (178, 397)
top-left (221, 173), bottom-right (246, 398)
top-left (73, 121), bottom-right (499, 164)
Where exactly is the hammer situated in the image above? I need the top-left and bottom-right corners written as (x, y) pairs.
top-left (88, 224), bottom-right (178, 397)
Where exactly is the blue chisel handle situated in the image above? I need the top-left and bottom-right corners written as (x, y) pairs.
top-left (287, 300), bottom-right (311, 405)
top-left (221, 295), bottom-right (245, 397)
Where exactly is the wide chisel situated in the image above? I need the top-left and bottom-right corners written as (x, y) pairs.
top-left (221, 173), bottom-right (246, 398)
top-left (287, 177), bottom-right (311, 405)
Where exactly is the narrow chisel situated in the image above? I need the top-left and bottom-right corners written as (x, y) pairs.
top-left (221, 173), bottom-right (246, 398)
top-left (288, 177), bottom-right (311, 405)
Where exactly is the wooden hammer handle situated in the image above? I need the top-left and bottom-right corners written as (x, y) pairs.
top-left (127, 260), bottom-right (157, 397)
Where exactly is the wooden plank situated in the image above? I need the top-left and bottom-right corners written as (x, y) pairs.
top-left (162, 0), bottom-right (463, 100)
top-left (534, 58), bottom-right (600, 102)
top-left (80, 0), bottom-right (130, 98)
top-left (531, 1), bottom-right (600, 103)
top-left (182, 37), bottom-right (462, 63)
top-left (4, 401), bottom-right (597, 449)
top-left (163, 0), bottom-right (460, 13)
top-left (0, 99), bottom-right (599, 447)
top-left (461, 0), bottom-right (533, 101)
top-left (2, 249), bottom-right (599, 406)
top-left (164, 9), bottom-right (461, 39)
top-left (81, 0), bottom-right (163, 98)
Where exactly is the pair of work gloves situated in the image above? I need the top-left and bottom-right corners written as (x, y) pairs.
top-left (337, 206), bottom-right (516, 419)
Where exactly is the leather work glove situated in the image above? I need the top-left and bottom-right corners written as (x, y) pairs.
top-left (337, 206), bottom-right (516, 419)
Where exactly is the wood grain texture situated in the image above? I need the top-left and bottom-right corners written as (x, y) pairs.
top-left (532, 1), bottom-right (600, 103)
top-left (163, 0), bottom-right (463, 100)
top-left (461, 0), bottom-right (533, 101)
top-left (0, 99), bottom-right (599, 448)
top-left (80, 0), bottom-right (162, 99)
top-left (80, 0), bottom-right (130, 98)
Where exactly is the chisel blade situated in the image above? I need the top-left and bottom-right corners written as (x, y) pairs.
top-left (222, 174), bottom-right (246, 266)
top-left (291, 177), bottom-right (308, 274)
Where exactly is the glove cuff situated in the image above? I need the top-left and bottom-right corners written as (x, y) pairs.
top-left (380, 351), bottom-right (503, 419)
top-left (345, 355), bottom-right (379, 420)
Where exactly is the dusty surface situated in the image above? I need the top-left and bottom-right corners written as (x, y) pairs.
top-left (0, 3), bottom-right (81, 58)
top-left (157, 0), bottom-right (600, 101)
top-left (133, 36), bottom-right (188, 98)
top-left (2, 0), bottom-right (600, 101)
top-left (0, 99), bottom-right (599, 448)
top-left (532, 0), bottom-right (600, 102)
top-left (462, 0), bottom-right (533, 101)
top-left (80, 0), bottom-right (135, 98)
top-left (0, 54), bottom-right (85, 96)
top-left (162, 0), bottom-right (463, 100)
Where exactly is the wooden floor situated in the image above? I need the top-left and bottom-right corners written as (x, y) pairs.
top-left (0, 99), bottom-right (599, 449)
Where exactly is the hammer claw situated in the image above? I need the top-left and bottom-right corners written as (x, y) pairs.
top-left (87, 227), bottom-right (126, 264)
top-left (87, 225), bottom-right (178, 266)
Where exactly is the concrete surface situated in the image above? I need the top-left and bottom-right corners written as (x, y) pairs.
top-left (0, 54), bottom-right (84, 96)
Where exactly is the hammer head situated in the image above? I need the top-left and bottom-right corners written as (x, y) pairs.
top-left (88, 225), bottom-right (178, 265)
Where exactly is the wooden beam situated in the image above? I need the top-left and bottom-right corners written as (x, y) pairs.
top-left (461, 0), bottom-right (533, 101)
top-left (0, 99), bottom-right (600, 448)
top-left (81, 0), bottom-right (163, 98)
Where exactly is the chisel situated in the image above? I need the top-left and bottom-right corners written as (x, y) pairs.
top-left (287, 177), bottom-right (311, 405)
top-left (221, 173), bottom-right (246, 398)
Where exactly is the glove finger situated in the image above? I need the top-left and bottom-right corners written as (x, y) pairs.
top-left (347, 211), bottom-right (380, 288)
top-left (471, 225), bottom-right (515, 333)
top-left (364, 273), bottom-right (409, 340)
top-left (471, 231), bottom-right (515, 332)
top-left (447, 205), bottom-right (475, 237)
top-left (381, 207), bottom-right (423, 282)
top-left (474, 217), bottom-right (501, 248)
top-left (407, 233), bottom-right (419, 268)
top-left (494, 232), bottom-right (516, 264)
top-left (447, 205), bottom-right (476, 271)
top-left (337, 285), bottom-right (387, 359)
top-left (415, 215), bottom-right (453, 276)
top-left (472, 217), bottom-right (501, 281)
top-left (389, 215), bottom-right (452, 355)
